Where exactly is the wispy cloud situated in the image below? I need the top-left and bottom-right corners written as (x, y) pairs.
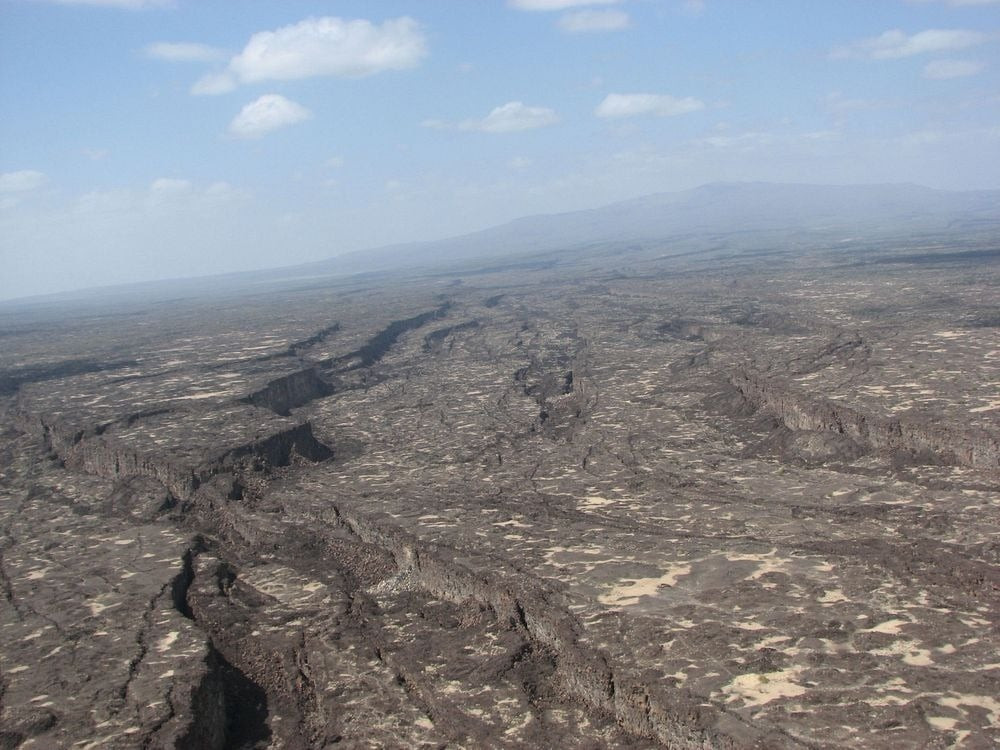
top-left (228, 94), bottom-right (311, 139)
top-left (0, 170), bottom-right (47, 193)
top-left (823, 91), bottom-right (886, 114)
top-left (509, 0), bottom-right (621, 10)
top-left (923, 58), bottom-right (985, 78)
top-left (424, 102), bottom-right (559, 133)
top-left (557, 9), bottom-right (630, 32)
top-left (145, 42), bottom-right (225, 62)
top-left (190, 72), bottom-right (236, 96)
top-left (831, 28), bottom-right (990, 59)
top-left (193, 16), bottom-right (427, 95)
top-left (693, 131), bottom-right (774, 150)
top-left (73, 178), bottom-right (244, 216)
top-left (595, 93), bottom-right (704, 118)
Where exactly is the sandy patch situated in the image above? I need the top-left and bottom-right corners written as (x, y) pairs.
top-left (156, 631), bottom-right (179, 653)
top-left (722, 668), bottom-right (807, 707)
top-left (599, 564), bottom-right (692, 606)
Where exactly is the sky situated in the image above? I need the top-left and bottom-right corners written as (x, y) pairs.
top-left (1, 0), bottom-right (999, 300)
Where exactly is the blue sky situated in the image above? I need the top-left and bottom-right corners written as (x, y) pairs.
top-left (1, 0), bottom-right (999, 299)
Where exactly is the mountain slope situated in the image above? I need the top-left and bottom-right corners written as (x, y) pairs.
top-left (307, 181), bottom-right (1000, 275)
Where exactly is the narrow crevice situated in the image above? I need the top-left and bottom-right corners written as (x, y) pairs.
top-left (0, 358), bottom-right (137, 397)
top-left (0, 551), bottom-right (23, 621)
top-left (328, 303), bottom-right (452, 371)
top-left (422, 320), bottom-right (480, 353)
top-left (174, 645), bottom-right (270, 750)
top-left (94, 407), bottom-right (174, 436)
top-left (287, 323), bottom-right (341, 357)
top-left (172, 545), bottom-right (203, 621)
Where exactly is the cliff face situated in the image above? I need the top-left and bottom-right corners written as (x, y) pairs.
top-left (730, 369), bottom-right (1000, 470)
top-left (319, 504), bottom-right (794, 749)
top-left (16, 408), bottom-right (333, 501)
top-left (242, 368), bottom-right (334, 416)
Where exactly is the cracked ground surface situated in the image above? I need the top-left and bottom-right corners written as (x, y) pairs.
top-left (1, 231), bottom-right (998, 748)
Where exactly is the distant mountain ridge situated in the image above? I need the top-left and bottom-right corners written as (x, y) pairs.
top-left (4, 182), bottom-right (997, 308)
top-left (303, 181), bottom-right (1000, 276)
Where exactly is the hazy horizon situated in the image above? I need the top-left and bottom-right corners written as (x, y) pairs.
top-left (2, 0), bottom-right (999, 300)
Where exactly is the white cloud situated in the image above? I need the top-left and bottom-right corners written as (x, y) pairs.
top-left (38, 0), bottom-right (173, 7)
top-left (831, 29), bottom-right (990, 60)
top-left (693, 131), bottom-right (774, 150)
top-left (228, 94), bottom-right (311, 139)
top-left (73, 188), bottom-right (133, 215)
top-left (193, 16), bottom-right (426, 95)
top-left (204, 181), bottom-right (240, 201)
top-left (149, 177), bottom-right (192, 193)
top-left (424, 102), bottom-right (559, 133)
top-left (72, 178), bottom-right (245, 216)
top-left (0, 170), bottom-right (47, 193)
top-left (824, 91), bottom-right (881, 114)
top-left (190, 71), bottom-right (236, 96)
top-left (923, 58), bottom-right (985, 78)
top-left (509, 0), bottom-right (621, 10)
top-left (145, 42), bottom-right (225, 62)
top-left (509, 156), bottom-right (533, 169)
top-left (595, 93), bottom-right (704, 118)
top-left (326, 156), bottom-right (345, 168)
top-left (557, 9), bottom-right (630, 32)
top-left (147, 178), bottom-right (191, 208)
top-left (466, 102), bottom-right (559, 133)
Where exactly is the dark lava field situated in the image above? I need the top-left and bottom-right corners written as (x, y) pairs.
top-left (1, 230), bottom-right (998, 749)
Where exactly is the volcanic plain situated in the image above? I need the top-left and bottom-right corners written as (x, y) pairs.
top-left (1, 228), bottom-right (998, 749)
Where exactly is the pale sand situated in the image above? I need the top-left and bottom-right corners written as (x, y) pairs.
top-left (598, 564), bottom-right (692, 605)
top-left (722, 668), bottom-right (807, 707)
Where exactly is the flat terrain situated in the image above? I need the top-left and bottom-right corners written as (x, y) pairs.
top-left (1, 229), bottom-right (998, 749)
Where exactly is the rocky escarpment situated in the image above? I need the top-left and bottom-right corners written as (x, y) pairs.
top-left (731, 369), bottom-right (1000, 470)
top-left (241, 367), bottom-right (335, 416)
top-left (17, 409), bottom-right (333, 501)
top-left (319, 504), bottom-right (800, 749)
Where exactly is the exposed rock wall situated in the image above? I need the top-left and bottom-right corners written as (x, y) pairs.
top-left (17, 410), bottom-right (332, 501)
top-left (326, 505), bottom-right (798, 749)
top-left (242, 368), bottom-right (334, 416)
top-left (731, 369), bottom-right (1000, 470)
